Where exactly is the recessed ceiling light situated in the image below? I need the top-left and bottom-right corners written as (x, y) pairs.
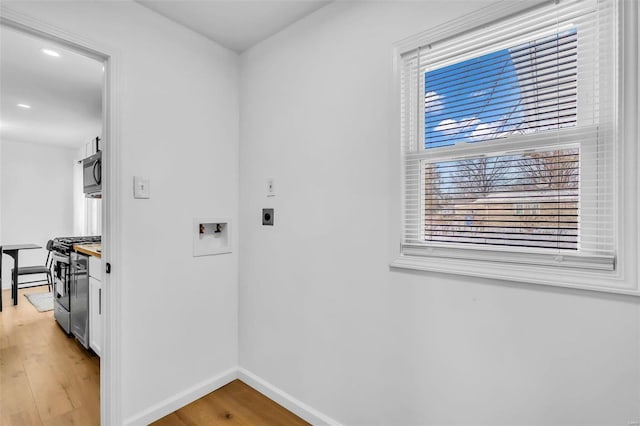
top-left (17, 103), bottom-right (32, 109)
top-left (41, 48), bottom-right (60, 57)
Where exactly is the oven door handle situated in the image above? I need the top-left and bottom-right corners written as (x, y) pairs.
top-left (53, 253), bottom-right (70, 264)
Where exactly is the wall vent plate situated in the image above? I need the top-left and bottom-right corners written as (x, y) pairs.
top-left (262, 208), bottom-right (274, 226)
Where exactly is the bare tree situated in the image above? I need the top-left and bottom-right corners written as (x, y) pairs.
top-left (424, 163), bottom-right (441, 209)
top-left (423, 163), bottom-right (442, 239)
top-left (452, 157), bottom-right (513, 198)
top-left (518, 149), bottom-right (579, 190)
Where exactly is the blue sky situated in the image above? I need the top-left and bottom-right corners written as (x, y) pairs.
top-left (424, 47), bottom-right (525, 149)
top-left (424, 29), bottom-right (577, 150)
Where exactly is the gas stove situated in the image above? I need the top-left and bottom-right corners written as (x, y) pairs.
top-left (52, 236), bottom-right (101, 256)
top-left (52, 235), bottom-right (101, 337)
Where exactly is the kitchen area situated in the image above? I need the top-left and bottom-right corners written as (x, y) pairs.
top-left (50, 138), bottom-right (105, 356)
top-left (0, 23), bottom-right (105, 424)
top-left (3, 138), bottom-right (105, 353)
top-left (0, 141), bottom-right (105, 424)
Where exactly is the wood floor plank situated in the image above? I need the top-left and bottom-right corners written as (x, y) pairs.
top-left (3, 408), bottom-right (43, 426)
top-left (41, 405), bottom-right (96, 426)
top-left (0, 346), bottom-right (24, 380)
top-left (151, 412), bottom-right (188, 426)
top-left (22, 345), bottom-right (75, 421)
top-left (0, 372), bottom-right (40, 419)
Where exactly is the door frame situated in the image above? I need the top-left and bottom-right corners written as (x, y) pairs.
top-left (0, 6), bottom-right (123, 425)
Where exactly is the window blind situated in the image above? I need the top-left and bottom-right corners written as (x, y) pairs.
top-left (423, 148), bottom-right (579, 250)
top-left (399, 0), bottom-right (617, 269)
top-left (424, 30), bottom-right (578, 149)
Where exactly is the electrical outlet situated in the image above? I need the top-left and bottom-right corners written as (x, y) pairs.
top-left (262, 208), bottom-right (274, 226)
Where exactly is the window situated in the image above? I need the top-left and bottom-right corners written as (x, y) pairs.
top-left (393, 0), bottom-right (639, 293)
top-left (514, 203), bottom-right (541, 216)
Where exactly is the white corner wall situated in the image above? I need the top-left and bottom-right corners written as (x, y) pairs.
top-left (239, 2), bottom-right (640, 425)
top-left (1, 140), bottom-right (75, 289)
top-left (2, 1), bottom-right (239, 423)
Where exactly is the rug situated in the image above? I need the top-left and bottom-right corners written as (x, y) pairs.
top-left (24, 292), bottom-right (54, 312)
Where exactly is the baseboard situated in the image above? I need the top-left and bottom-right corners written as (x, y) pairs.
top-left (122, 366), bottom-right (340, 426)
top-left (238, 367), bottom-right (342, 426)
top-left (123, 367), bottom-right (238, 426)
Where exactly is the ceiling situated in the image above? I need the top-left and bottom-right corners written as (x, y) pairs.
top-left (0, 1), bottom-right (329, 149)
top-left (0, 25), bottom-right (104, 148)
top-left (136, 0), bottom-right (331, 53)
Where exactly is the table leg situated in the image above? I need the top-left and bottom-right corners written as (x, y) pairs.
top-left (11, 251), bottom-right (19, 306)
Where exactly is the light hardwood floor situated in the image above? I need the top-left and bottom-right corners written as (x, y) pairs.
top-left (151, 380), bottom-right (309, 426)
top-left (2, 288), bottom-right (308, 426)
top-left (0, 287), bottom-right (100, 426)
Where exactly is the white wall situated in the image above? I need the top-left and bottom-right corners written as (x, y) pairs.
top-left (239, 2), bottom-right (640, 425)
top-left (1, 140), bottom-right (75, 289)
top-left (72, 158), bottom-right (85, 236)
top-left (3, 1), bottom-right (239, 422)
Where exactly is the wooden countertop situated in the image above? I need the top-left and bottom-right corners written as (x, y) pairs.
top-left (74, 243), bottom-right (102, 258)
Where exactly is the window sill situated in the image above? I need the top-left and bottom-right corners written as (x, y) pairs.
top-left (390, 255), bottom-right (640, 297)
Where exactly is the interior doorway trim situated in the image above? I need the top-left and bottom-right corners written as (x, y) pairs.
top-left (0, 6), bottom-right (123, 425)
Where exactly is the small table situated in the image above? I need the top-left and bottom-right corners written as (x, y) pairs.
top-left (2, 244), bottom-right (42, 306)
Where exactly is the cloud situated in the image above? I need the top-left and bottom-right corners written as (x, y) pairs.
top-left (469, 120), bottom-right (510, 141)
top-left (470, 123), bottom-right (492, 140)
top-left (434, 117), bottom-right (480, 137)
top-left (425, 91), bottom-right (443, 113)
top-left (471, 89), bottom-right (487, 97)
top-left (465, 115), bottom-right (529, 142)
top-left (434, 118), bottom-right (458, 135)
top-left (460, 117), bottom-right (480, 130)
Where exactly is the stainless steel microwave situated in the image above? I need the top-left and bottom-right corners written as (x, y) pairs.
top-left (83, 151), bottom-right (102, 197)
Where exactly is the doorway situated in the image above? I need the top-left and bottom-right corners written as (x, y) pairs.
top-left (0, 13), bottom-right (119, 425)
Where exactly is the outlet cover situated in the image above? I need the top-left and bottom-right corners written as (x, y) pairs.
top-left (262, 208), bottom-right (274, 226)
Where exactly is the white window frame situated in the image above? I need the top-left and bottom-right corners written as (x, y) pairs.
top-left (390, 0), bottom-right (639, 296)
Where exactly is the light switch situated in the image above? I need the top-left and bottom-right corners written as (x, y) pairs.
top-left (133, 176), bottom-right (150, 199)
top-left (266, 177), bottom-right (275, 197)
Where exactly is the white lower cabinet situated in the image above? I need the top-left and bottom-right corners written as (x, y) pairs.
top-left (89, 258), bottom-right (103, 357)
top-left (89, 276), bottom-right (102, 356)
